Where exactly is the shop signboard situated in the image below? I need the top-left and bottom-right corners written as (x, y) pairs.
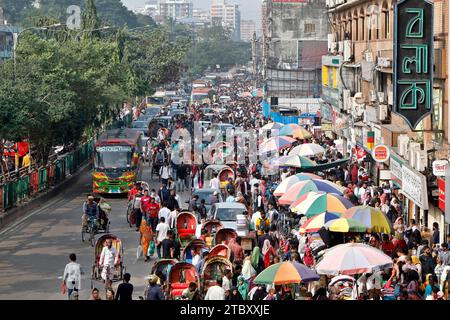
top-left (445, 166), bottom-right (450, 223)
top-left (401, 164), bottom-right (429, 210)
top-left (393, 0), bottom-right (434, 129)
top-left (432, 160), bottom-right (448, 176)
top-left (390, 152), bottom-right (403, 187)
top-left (372, 144), bottom-right (390, 162)
top-left (438, 177), bottom-right (445, 212)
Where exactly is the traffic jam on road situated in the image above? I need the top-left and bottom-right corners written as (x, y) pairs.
top-left (64, 67), bottom-right (450, 302)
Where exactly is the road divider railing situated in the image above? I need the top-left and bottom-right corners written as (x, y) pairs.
top-left (0, 140), bottom-right (94, 212)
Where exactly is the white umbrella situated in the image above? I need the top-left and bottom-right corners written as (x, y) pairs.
top-left (316, 243), bottom-right (393, 276)
top-left (289, 143), bottom-right (325, 157)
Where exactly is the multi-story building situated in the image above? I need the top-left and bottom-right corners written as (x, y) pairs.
top-left (193, 8), bottom-right (211, 23)
top-left (262, 0), bottom-right (328, 122)
top-left (0, 9), bottom-right (20, 61)
top-left (158, 0), bottom-right (193, 21)
top-left (241, 20), bottom-right (256, 42)
top-left (210, 0), bottom-right (241, 41)
top-left (321, 0), bottom-right (449, 238)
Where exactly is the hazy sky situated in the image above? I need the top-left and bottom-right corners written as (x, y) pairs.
top-left (122, 0), bottom-right (263, 26)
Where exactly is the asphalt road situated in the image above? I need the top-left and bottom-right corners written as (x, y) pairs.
top-left (0, 163), bottom-right (191, 300)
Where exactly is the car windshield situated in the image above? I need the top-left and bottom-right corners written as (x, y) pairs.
top-left (94, 145), bottom-right (132, 169)
top-left (195, 191), bottom-right (218, 204)
top-left (215, 208), bottom-right (241, 221)
top-left (132, 122), bottom-right (147, 129)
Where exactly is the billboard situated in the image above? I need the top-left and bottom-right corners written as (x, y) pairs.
top-left (393, 0), bottom-right (434, 130)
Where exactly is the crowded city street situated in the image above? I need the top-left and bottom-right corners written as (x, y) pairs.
top-left (1, 0), bottom-right (450, 307)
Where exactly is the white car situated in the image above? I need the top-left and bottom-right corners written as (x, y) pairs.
top-left (208, 202), bottom-right (247, 230)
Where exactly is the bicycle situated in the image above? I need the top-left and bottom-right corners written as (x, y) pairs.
top-left (82, 216), bottom-right (98, 247)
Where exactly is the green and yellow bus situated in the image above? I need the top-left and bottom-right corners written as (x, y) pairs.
top-left (93, 128), bottom-right (142, 194)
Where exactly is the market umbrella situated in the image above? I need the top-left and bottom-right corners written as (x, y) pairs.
top-left (261, 122), bottom-right (284, 130)
top-left (329, 275), bottom-right (355, 287)
top-left (259, 136), bottom-right (296, 154)
top-left (278, 179), bottom-right (343, 205)
top-left (273, 173), bottom-right (322, 196)
top-left (282, 155), bottom-right (317, 168)
top-left (323, 217), bottom-right (368, 233)
top-left (252, 88), bottom-right (264, 97)
top-left (343, 206), bottom-right (393, 234)
top-left (315, 243), bottom-right (393, 275)
top-left (253, 261), bottom-right (320, 285)
top-left (278, 123), bottom-right (312, 140)
top-left (290, 192), bottom-right (354, 217)
top-left (240, 92), bottom-right (252, 98)
top-left (299, 212), bottom-right (342, 233)
top-left (289, 143), bottom-right (325, 157)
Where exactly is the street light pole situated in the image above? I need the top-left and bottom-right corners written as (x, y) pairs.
top-left (12, 23), bottom-right (62, 80)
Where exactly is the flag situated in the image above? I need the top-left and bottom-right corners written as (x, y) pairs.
top-left (367, 131), bottom-right (375, 150)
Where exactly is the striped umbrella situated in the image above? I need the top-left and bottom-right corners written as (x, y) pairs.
top-left (290, 192), bottom-right (354, 217)
top-left (278, 123), bottom-right (312, 140)
top-left (315, 243), bottom-right (393, 275)
top-left (279, 179), bottom-right (343, 205)
top-left (282, 155), bottom-right (317, 168)
top-left (273, 173), bottom-right (322, 196)
top-left (299, 212), bottom-right (342, 233)
top-left (289, 143), bottom-right (325, 157)
top-left (253, 261), bottom-right (320, 285)
top-left (323, 217), bottom-right (368, 233)
top-left (343, 206), bottom-right (393, 234)
top-left (259, 136), bottom-right (296, 154)
top-left (261, 122), bottom-right (284, 130)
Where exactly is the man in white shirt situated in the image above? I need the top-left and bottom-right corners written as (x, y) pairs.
top-left (168, 207), bottom-right (179, 229)
top-left (191, 248), bottom-right (201, 267)
top-left (62, 253), bottom-right (83, 300)
top-left (158, 203), bottom-right (171, 223)
top-left (156, 217), bottom-right (170, 258)
top-left (249, 174), bottom-right (260, 193)
top-left (204, 277), bottom-right (225, 300)
top-left (209, 173), bottom-right (220, 189)
top-left (222, 269), bottom-right (232, 297)
top-left (100, 239), bottom-right (118, 288)
top-left (150, 189), bottom-right (161, 204)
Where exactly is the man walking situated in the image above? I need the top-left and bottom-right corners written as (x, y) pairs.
top-left (115, 273), bottom-right (133, 301)
top-left (62, 253), bottom-right (83, 300)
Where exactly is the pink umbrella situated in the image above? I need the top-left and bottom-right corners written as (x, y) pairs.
top-left (315, 243), bottom-right (393, 275)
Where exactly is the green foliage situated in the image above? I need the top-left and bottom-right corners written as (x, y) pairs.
top-left (183, 25), bottom-right (251, 79)
top-left (0, 0), bottom-right (34, 24)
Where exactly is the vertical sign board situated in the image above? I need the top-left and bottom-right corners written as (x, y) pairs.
top-left (394, 0), bottom-right (434, 130)
top-left (445, 166), bottom-right (450, 223)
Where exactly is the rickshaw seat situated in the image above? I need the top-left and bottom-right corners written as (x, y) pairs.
top-left (178, 229), bottom-right (195, 237)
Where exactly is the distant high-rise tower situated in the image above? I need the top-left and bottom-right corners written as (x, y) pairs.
top-left (210, 0), bottom-right (241, 41)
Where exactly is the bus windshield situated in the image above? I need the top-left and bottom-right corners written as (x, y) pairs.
top-left (94, 145), bottom-right (133, 169)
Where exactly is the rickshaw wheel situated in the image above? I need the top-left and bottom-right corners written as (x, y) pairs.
top-left (81, 229), bottom-right (85, 242)
top-left (90, 228), bottom-right (95, 247)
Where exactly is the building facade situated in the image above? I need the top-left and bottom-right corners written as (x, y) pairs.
top-left (0, 9), bottom-right (20, 61)
top-left (210, 0), bottom-right (241, 41)
top-left (321, 0), bottom-right (449, 238)
top-left (262, 0), bottom-right (328, 118)
top-left (158, 0), bottom-right (193, 21)
top-left (241, 20), bottom-right (256, 42)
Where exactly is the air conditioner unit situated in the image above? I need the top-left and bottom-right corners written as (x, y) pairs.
top-left (343, 40), bottom-right (352, 62)
top-left (369, 90), bottom-right (377, 102)
top-left (364, 51), bottom-right (373, 62)
top-left (415, 150), bottom-right (427, 172)
top-left (387, 90), bottom-right (393, 105)
top-left (328, 33), bottom-right (336, 52)
top-left (409, 142), bottom-right (421, 166)
top-left (398, 134), bottom-right (409, 157)
top-left (379, 104), bottom-right (388, 121)
top-left (338, 41), bottom-right (344, 54)
top-left (343, 89), bottom-right (351, 111)
top-left (377, 92), bottom-right (385, 103)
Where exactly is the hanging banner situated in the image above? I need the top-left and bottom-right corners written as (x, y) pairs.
top-left (393, 0), bottom-right (434, 130)
top-left (438, 177), bottom-right (445, 212)
top-left (401, 164), bottom-right (429, 210)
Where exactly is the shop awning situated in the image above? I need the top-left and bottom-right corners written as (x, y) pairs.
top-left (299, 158), bottom-right (351, 173)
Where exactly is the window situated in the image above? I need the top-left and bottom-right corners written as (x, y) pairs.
top-left (305, 23), bottom-right (316, 33)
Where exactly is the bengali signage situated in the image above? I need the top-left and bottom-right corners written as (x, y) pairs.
top-left (438, 177), bottom-right (445, 212)
top-left (390, 153), bottom-right (404, 187)
top-left (394, 0), bottom-right (434, 129)
top-left (401, 164), bottom-right (429, 210)
top-left (96, 146), bottom-right (132, 152)
top-left (432, 160), bottom-right (448, 176)
top-left (372, 144), bottom-right (390, 162)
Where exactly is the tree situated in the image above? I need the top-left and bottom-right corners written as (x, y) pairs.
top-left (0, 0), bottom-right (34, 24)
